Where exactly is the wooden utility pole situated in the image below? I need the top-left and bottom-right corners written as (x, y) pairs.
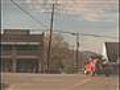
top-left (75, 33), bottom-right (79, 72)
top-left (47, 3), bottom-right (55, 72)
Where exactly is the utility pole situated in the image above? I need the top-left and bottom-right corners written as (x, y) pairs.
top-left (46, 3), bottom-right (55, 73)
top-left (71, 32), bottom-right (80, 72)
top-left (75, 32), bottom-right (79, 72)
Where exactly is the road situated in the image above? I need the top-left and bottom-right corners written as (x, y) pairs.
top-left (1, 73), bottom-right (119, 90)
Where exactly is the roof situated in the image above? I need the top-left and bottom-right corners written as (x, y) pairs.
top-left (105, 42), bottom-right (120, 62)
top-left (0, 29), bottom-right (44, 43)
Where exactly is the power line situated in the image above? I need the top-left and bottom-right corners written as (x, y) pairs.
top-left (9, 0), bottom-right (117, 10)
top-left (78, 33), bottom-right (117, 39)
top-left (53, 30), bottom-right (117, 39)
top-left (9, 0), bottom-right (118, 39)
top-left (17, 0), bottom-right (117, 5)
top-left (10, 0), bottom-right (48, 28)
top-left (28, 28), bottom-right (117, 39)
top-left (8, 0), bottom-right (118, 31)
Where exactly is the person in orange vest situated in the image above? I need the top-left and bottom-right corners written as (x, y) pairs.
top-left (89, 59), bottom-right (98, 76)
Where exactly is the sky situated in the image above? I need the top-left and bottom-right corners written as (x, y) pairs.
top-left (1, 0), bottom-right (119, 53)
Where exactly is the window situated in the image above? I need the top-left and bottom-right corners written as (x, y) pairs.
top-left (0, 45), bottom-right (12, 51)
top-left (16, 45), bottom-right (39, 51)
top-left (0, 59), bottom-right (13, 72)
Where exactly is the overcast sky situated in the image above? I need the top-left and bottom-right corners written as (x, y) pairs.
top-left (1, 0), bottom-right (119, 53)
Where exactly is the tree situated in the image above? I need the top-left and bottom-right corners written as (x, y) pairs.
top-left (44, 33), bottom-right (103, 73)
top-left (44, 33), bottom-right (74, 73)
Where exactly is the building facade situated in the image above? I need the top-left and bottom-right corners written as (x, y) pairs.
top-left (102, 42), bottom-right (119, 62)
top-left (0, 29), bottom-right (45, 73)
top-left (102, 42), bottom-right (120, 75)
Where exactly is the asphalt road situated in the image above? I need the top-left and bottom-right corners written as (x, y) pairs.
top-left (1, 73), bottom-right (119, 90)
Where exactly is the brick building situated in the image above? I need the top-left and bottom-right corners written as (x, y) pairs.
top-left (0, 29), bottom-right (45, 73)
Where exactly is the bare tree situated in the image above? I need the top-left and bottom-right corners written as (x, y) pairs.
top-left (44, 33), bottom-right (75, 73)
